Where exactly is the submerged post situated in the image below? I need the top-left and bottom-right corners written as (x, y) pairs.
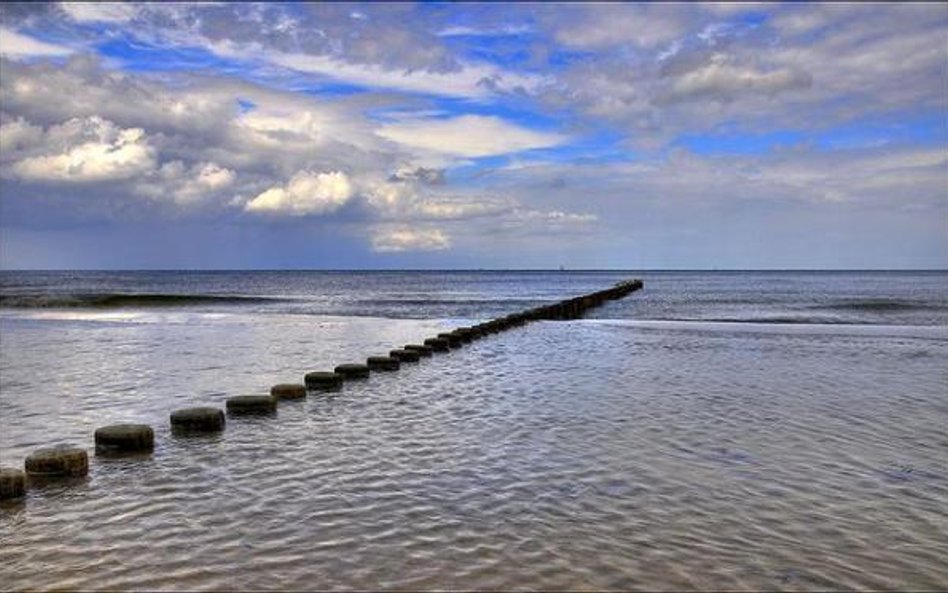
top-left (24, 445), bottom-right (88, 478)
top-left (171, 407), bottom-right (225, 433)
top-left (334, 363), bottom-right (371, 379)
top-left (271, 384), bottom-right (307, 400)
top-left (226, 395), bottom-right (277, 415)
top-left (367, 356), bottom-right (400, 371)
top-left (304, 371), bottom-right (344, 391)
top-left (0, 468), bottom-right (26, 501)
top-left (95, 424), bottom-right (155, 454)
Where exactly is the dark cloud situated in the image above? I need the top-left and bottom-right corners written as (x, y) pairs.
top-left (388, 166), bottom-right (446, 185)
top-left (0, 1), bottom-right (58, 23)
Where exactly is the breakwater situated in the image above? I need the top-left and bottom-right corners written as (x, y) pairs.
top-left (0, 279), bottom-right (643, 502)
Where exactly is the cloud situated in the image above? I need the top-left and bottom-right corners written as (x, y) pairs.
top-left (535, 2), bottom-right (946, 146)
top-left (59, 2), bottom-right (139, 23)
top-left (437, 24), bottom-right (533, 37)
top-left (515, 209), bottom-right (598, 224)
top-left (389, 165), bottom-right (446, 185)
top-left (414, 196), bottom-right (514, 220)
top-left (0, 117), bottom-right (43, 152)
top-left (40, 3), bottom-right (548, 100)
top-left (0, 56), bottom-right (242, 134)
top-left (662, 54), bottom-right (812, 103)
top-left (209, 39), bottom-right (545, 99)
top-left (359, 174), bottom-right (517, 222)
top-left (700, 2), bottom-right (772, 16)
top-left (250, 3), bottom-right (460, 72)
top-left (488, 144), bottom-right (948, 215)
top-left (4, 116), bottom-right (157, 183)
top-left (377, 115), bottom-right (565, 158)
top-left (371, 227), bottom-right (450, 252)
top-left (754, 147), bottom-right (948, 204)
top-left (765, 7), bottom-right (948, 120)
top-left (134, 161), bottom-right (236, 205)
top-left (0, 27), bottom-right (74, 59)
top-left (0, 56), bottom-right (399, 191)
top-left (0, 3), bottom-right (944, 268)
top-left (549, 4), bottom-right (695, 49)
top-left (244, 170), bottom-right (353, 216)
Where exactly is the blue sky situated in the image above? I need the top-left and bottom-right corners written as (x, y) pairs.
top-left (0, 2), bottom-right (945, 269)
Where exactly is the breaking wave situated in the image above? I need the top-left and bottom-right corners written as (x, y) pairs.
top-left (0, 293), bottom-right (284, 309)
top-left (811, 299), bottom-right (947, 312)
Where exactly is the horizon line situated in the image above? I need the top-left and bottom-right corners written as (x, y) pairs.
top-left (2, 268), bottom-right (947, 273)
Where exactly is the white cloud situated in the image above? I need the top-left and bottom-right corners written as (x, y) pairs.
top-left (768, 4), bottom-right (854, 36)
top-left (0, 27), bottom-right (74, 59)
top-left (766, 12), bottom-right (948, 119)
top-left (371, 227), bottom-right (450, 252)
top-left (134, 161), bottom-right (236, 205)
top-left (490, 144), bottom-right (948, 213)
top-left (663, 55), bottom-right (812, 103)
top-left (516, 209), bottom-right (598, 224)
top-left (0, 57), bottom-right (248, 137)
top-left (437, 24), bottom-right (533, 37)
top-left (0, 58), bottom-right (401, 214)
top-left (700, 2), bottom-right (771, 16)
top-left (360, 177), bottom-right (415, 213)
top-left (60, 2), bottom-right (139, 23)
top-left (193, 162), bottom-right (235, 190)
top-left (551, 4), bottom-right (693, 49)
top-left (244, 170), bottom-right (353, 215)
top-left (753, 147), bottom-right (948, 203)
top-left (415, 198), bottom-right (512, 220)
top-left (0, 56), bottom-right (396, 174)
top-left (208, 39), bottom-right (545, 99)
top-left (358, 173), bottom-right (519, 223)
top-left (230, 103), bottom-right (378, 156)
top-left (0, 117), bottom-right (43, 153)
top-left (5, 116), bottom-right (157, 183)
top-left (377, 115), bottom-right (564, 158)
top-left (535, 3), bottom-right (946, 147)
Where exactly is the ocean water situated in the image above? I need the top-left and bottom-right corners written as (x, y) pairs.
top-left (1, 270), bottom-right (946, 591)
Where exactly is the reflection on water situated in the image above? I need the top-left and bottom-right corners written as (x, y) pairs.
top-left (1, 311), bottom-right (946, 590)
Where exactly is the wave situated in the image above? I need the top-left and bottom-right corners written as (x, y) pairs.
top-left (355, 298), bottom-right (543, 307)
top-left (0, 293), bottom-right (284, 309)
top-left (673, 316), bottom-right (862, 325)
top-left (811, 299), bottom-right (946, 312)
top-left (659, 312), bottom-right (946, 326)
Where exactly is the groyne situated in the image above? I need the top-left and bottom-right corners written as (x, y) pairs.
top-left (0, 279), bottom-right (643, 502)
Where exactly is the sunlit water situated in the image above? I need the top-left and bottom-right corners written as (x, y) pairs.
top-left (1, 271), bottom-right (946, 591)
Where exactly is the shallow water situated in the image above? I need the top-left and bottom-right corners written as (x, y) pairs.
top-left (1, 271), bottom-right (947, 590)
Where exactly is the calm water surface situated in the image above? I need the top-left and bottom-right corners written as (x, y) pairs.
top-left (1, 271), bottom-right (946, 590)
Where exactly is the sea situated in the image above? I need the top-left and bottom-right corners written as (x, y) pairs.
top-left (1, 270), bottom-right (946, 591)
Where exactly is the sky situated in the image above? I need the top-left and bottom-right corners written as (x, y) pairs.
top-left (0, 1), bottom-right (945, 270)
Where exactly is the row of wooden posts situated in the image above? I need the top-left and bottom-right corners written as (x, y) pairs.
top-left (0, 279), bottom-right (643, 502)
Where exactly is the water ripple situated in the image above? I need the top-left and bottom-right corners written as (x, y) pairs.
top-left (2, 318), bottom-right (947, 590)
